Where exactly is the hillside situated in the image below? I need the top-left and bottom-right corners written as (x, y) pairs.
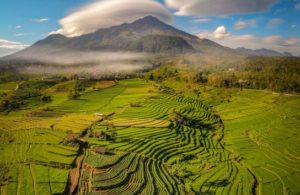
top-left (236, 47), bottom-right (292, 57)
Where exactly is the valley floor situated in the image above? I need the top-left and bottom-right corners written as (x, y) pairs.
top-left (0, 79), bottom-right (299, 195)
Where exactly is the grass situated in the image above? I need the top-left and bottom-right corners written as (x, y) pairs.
top-left (0, 82), bottom-right (19, 93)
top-left (46, 80), bottom-right (76, 93)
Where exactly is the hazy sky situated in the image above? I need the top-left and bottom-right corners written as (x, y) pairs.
top-left (0, 0), bottom-right (299, 56)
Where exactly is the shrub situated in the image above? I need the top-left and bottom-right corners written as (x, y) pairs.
top-left (40, 94), bottom-right (52, 103)
top-left (0, 99), bottom-right (22, 112)
top-left (68, 89), bottom-right (80, 100)
top-left (129, 102), bottom-right (141, 107)
top-left (0, 165), bottom-right (9, 185)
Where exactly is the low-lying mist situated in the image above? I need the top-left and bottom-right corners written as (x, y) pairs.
top-left (23, 61), bottom-right (153, 76)
top-left (9, 49), bottom-right (154, 76)
top-left (13, 50), bottom-right (147, 65)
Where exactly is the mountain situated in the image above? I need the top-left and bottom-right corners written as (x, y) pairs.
top-left (236, 47), bottom-right (292, 57)
top-left (2, 16), bottom-right (238, 64)
top-left (31, 16), bottom-right (196, 53)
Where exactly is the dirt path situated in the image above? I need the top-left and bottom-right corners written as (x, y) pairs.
top-left (65, 114), bottom-right (107, 194)
top-left (88, 167), bottom-right (94, 193)
top-left (67, 154), bottom-right (84, 195)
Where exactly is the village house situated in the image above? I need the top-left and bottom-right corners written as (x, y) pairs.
top-left (93, 147), bottom-right (108, 155)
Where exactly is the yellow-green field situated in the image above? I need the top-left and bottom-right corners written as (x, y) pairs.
top-left (214, 89), bottom-right (300, 195)
top-left (0, 78), bottom-right (299, 195)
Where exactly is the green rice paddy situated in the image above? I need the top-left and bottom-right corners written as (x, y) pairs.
top-left (0, 79), bottom-right (299, 195)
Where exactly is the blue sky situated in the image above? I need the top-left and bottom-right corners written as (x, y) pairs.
top-left (0, 0), bottom-right (299, 56)
top-left (172, 0), bottom-right (299, 38)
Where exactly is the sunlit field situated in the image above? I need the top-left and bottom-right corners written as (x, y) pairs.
top-left (0, 0), bottom-right (299, 194)
top-left (1, 77), bottom-right (299, 195)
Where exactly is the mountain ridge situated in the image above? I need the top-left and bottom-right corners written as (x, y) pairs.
top-left (235, 47), bottom-right (292, 57)
top-left (2, 16), bottom-right (292, 64)
top-left (3, 16), bottom-right (239, 63)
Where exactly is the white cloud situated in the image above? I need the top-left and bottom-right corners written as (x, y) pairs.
top-left (286, 38), bottom-right (300, 46)
top-left (15, 25), bottom-right (22, 29)
top-left (197, 27), bottom-right (300, 56)
top-left (291, 24), bottom-right (297, 28)
top-left (295, 3), bottom-right (300, 9)
top-left (50, 0), bottom-right (172, 37)
top-left (15, 33), bottom-right (29, 37)
top-left (234, 19), bottom-right (256, 30)
top-left (267, 18), bottom-right (284, 28)
top-left (32, 18), bottom-right (49, 23)
top-left (0, 39), bottom-right (29, 49)
top-left (164, 0), bottom-right (276, 17)
top-left (192, 18), bottom-right (211, 23)
top-left (213, 26), bottom-right (231, 39)
top-left (0, 39), bottom-right (29, 57)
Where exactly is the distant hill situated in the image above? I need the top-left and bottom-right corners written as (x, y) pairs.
top-left (235, 47), bottom-right (292, 57)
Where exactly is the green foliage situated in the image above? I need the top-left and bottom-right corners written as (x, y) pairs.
top-left (68, 79), bottom-right (82, 100)
top-left (149, 73), bottom-right (154, 81)
top-left (40, 94), bottom-right (52, 103)
top-left (145, 56), bottom-right (300, 93)
top-left (202, 57), bottom-right (300, 92)
top-left (0, 99), bottom-right (22, 112)
top-left (0, 165), bottom-right (9, 186)
top-left (0, 72), bottom-right (28, 83)
top-left (68, 89), bottom-right (80, 100)
top-left (193, 71), bottom-right (208, 84)
top-left (145, 66), bottom-right (178, 82)
top-left (0, 86), bottom-right (41, 113)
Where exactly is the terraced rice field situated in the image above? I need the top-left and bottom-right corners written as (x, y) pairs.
top-left (79, 83), bottom-right (256, 194)
top-left (0, 79), bottom-right (299, 194)
top-left (0, 129), bottom-right (77, 194)
top-left (214, 89), bottom-right (300, 195)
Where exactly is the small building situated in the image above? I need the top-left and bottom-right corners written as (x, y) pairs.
top-left (93, 147), bottom-right (108, 154)
top-left (129, 102), bottom-right (141, 107)
top-left (66, 133), bottom-right (78, 140)
top-left (94, 113), bottom-right (104, 117)
top-left (94, 131), bottom-right (110, 140)
top-left (64, 133), bottom-right (79, 144)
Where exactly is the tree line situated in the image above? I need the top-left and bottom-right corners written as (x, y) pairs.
top-left (197, 57), bottom-right (300, 92)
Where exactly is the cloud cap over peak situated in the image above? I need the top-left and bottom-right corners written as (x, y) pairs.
top-left (165, 0), bottom-right (277, 16)
top-left (50, 0), bottom-right (172, 37)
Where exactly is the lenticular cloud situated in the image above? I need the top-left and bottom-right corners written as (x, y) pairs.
top-left (165, 0), bottom-right (276, 16)
top-left (50, 0), bottom-right (173, 37)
